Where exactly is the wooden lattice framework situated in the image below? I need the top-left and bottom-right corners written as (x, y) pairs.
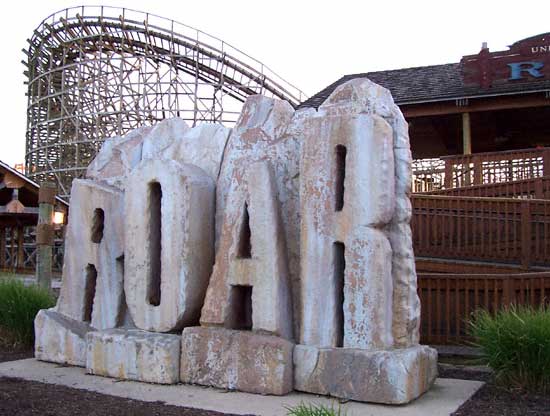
top-left (24, 6), bottom-right (306, 199)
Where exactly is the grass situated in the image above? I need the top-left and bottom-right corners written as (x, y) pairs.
top-left (0, 278), bottom-right (55, 348)
top-left (469, 304), bottom-right (550, 393)
top-left (285, 403), bottom-right (346, 416)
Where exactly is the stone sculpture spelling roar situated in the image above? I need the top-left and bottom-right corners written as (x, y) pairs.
top-left (35, 78), bottom-right (437, 404)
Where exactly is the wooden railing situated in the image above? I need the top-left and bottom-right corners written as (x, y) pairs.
top-left (418, 272), bottom-right (550, 344)
top-left (412, 195), bottom-right (550, 269)
top-left (0, 226), bottom-right (63, 274)
top-left (443, 147), bottom-right (550, 188)
top-left (412, 158), bottom-right (446, 192)
top-left (421, 176), bottom-right (550, 199)
top-left (412, 147), bottom-right (550, 192)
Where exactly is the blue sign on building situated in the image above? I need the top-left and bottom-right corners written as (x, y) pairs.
top-left (508, 62), bottom-right (545, 80)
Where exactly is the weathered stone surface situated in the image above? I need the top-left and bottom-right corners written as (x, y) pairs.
top-left (164, 123), bottom-right (230, 181)
top-left (86, 329), bottom-right (181, 384)
top-left (203, 96), bottom-right (299, 337)
top-left (86, 118), bottom-right (228, 189)
top-left (124, 159), bottom-right (215, 332)
top-left (387, 112), bottom-right (421, 348)
top-left (56, 179), bottom-right (125, 329)
top-left (388, 221), bottom-right (421, 346)
top-left (180, 327), bottom-right (294, 395)
top-left (318, 76), bottom-right (397, 119)
top-left (34, 309), bottom-right (92, 367)
top-left (200, 161), bottom-right (293, 339)
top-left (215, 96), bottom-right (297, 247)
top-left (141, 118), bottom-right (190, 161)
top-left (294, 344), bottom-right (438, 404)
top-left (298, 78), bottom-right (422, 350)
top-left (86, 125), bottom-right (151, 188)
top-left (299, 112), bottom-right (395, 349)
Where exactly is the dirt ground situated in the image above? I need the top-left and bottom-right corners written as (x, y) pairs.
top-left (0, 349), bottom-right (33, 363)
top-left (0, 347), bottom-right (549, 415)
top-left (0, 346), bottom-right (249, 416)
top-left (0, 376), bottom-right (248, 416)
top-left (453, 384), bottom-right (550, 416)
top-left (441, 367), bottom-right (550, 416)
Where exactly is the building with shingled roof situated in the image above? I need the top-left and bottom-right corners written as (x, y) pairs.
top-left (300, 33), bottom-right (550, 160)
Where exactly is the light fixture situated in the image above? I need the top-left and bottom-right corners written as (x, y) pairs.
top-left (53, 211), bottom-right (65, 225)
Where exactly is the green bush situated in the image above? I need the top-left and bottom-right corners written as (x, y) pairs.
top-left (0, 279), bottom-right (55, 347)
top-left (469, 304), bottom-right (550, 392)
top-left (286, 402), bottom-right (346, 416)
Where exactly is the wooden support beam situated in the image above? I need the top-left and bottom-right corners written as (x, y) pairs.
top-left (17, 226), bottom-right (24, 271)
top-left (0, 227), bottom-right (5, 269)
top-left (462, 112), bottom-right (472, 155)
top-left (36, 182), bottom-right (56, 291)
top-left (402, 93), bottom-right (550, 118)
top-left (521, 201), bottom-right (532, 270)
top-left (9, 227), bottom-right (15, 272)
top-left (543, 149), bottom-right (550, 177)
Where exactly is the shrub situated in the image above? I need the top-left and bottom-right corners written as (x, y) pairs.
top-left (0, 279), bottom-right (55, 347)
top-left (469, 304), bottom-right (550, 393)
top-left (286, 402), bottom-right (346, 416)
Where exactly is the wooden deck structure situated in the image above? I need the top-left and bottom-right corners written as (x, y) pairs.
top-left (418, 272), bottom-right (550, 345)
top-left (412, 147), bottom-right (550, 344)
top-left (412, 195), bottom-right (550, 269)
top-left (0, 161), bottom-right (67, 273)
top-left (412, 146), bottom-right (550, 192)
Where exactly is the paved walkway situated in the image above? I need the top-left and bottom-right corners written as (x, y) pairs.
top-left (0, 359), bottom-right (483, 416)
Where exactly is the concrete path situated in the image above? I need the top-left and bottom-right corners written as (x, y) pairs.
top-left (0, 359), bottom-right (483, 416)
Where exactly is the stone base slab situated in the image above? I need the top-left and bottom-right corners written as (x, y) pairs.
top-left (86, 329), bottom-right (181, 384)
top-left (180, 327), bottom-right (294, 395)
top-left (0, 359), bottom-right (484, 416)
top-left (294, 344), bottom-right (438, 404)
top-left (34, 308), bottom-right (92, 367)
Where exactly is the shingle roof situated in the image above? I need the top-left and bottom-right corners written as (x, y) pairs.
top-left (298, 62), bottom-right (550, 110)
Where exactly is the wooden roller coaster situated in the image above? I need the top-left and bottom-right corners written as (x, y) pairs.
top-left (23, 6), bottom-right (306, 199)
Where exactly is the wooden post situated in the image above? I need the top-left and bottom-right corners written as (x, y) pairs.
top-left (0, 227), bottom-right (5, 270)
top-left (444, 160), bottom-right (453, 189)
top-left (503, 276), bottom-right (516, 307)
top-left (534, 178), bottom-right (544, 199)
top-left (520, 200), bottom-right (532, 270)
top-left (462, 112), bottom-right (472, 155)
top-left (36, 182), bottom-right (56, 290)
top-left (543, 149), bottom-right (550, 177)
top-left (17, 226), bottom-right (24, 272)
top-left (473, 155), bottom-right (483, 185)
top-left (9, 227), bottom-right (15, 272)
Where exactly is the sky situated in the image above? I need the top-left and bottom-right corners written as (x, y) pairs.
top-left (1, 0), bottom-right (549, 167)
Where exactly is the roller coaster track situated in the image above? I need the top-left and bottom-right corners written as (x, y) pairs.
top-left (24, 5), bottom-right (306, 199)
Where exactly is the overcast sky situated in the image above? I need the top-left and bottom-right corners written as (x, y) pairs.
top-left (2, 0), bottom-right (549, 166)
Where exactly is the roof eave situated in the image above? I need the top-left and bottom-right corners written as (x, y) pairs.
top-left (397, 88), bottom-right (550, 106)
top-left (0, 160), bottom-right (69, 207)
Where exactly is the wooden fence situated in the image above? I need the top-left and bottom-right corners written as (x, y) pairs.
top-left (422, 176), bottom-right (550, 199)
top-left (0, 226), bottom-right (63, 274)
top-left (412, 147), bottom-right (550, 192)
top-left (412, 195), bottom-right (550, 269)
top-left (418, 272), bottom-right (550, 344)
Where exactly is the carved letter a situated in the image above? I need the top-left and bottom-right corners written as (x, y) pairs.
top-left (200, 161), bottom-right (293, 340)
